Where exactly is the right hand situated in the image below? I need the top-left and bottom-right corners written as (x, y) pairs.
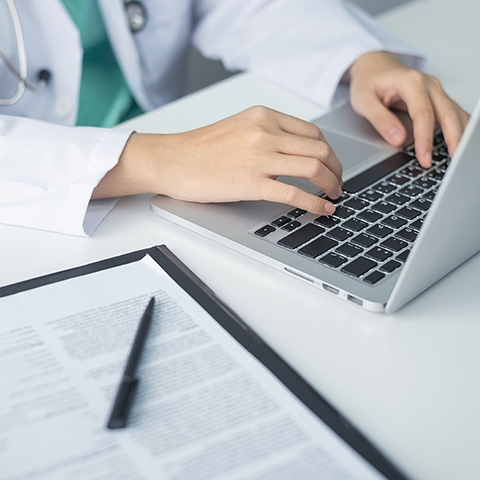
top-left (93, 106), bottom-right (343, 216)
top-left (348, 51), bottom-right (470, 168)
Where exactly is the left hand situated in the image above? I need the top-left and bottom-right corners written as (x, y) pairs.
top-left (348, 51), bottom-right (470, 167)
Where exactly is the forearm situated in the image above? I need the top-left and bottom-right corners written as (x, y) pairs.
top-left (193, 0), bottom-right (424, 108)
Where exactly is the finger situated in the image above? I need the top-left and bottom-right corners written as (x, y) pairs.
top-left (247, 106), bottom-right (324, 140)
top-left (411, 112), bottom-right (435, 168)
top-left (427, 84), bottom-right (471, 158)
top-left (274, 133), bottom-right (343, 182)
top-left (267, 153), bottom-right (342, 199)
top-left (261, 178), bottom-right (336, 216)
top-left (396, 85), bottom-right (436, 168)
top-left (354, 72), bottom-right (436, 167)
top-left (269, 108), bottom-right (325, 140)
top-left (352, 91), bottom-right (407, 147)
top-left (249, 107), bottom-right (343, 180)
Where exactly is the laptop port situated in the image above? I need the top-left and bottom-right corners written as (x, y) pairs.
top-left (284, 267), bottom-right (315, 283)
top-left (347, 295), bottom-right (363, 306)
top-left (322, 283), bottom-right (339, 295)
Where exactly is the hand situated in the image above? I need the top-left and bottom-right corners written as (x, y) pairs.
top-left (348, 51), bottom-right (470, 167)
top-left (93, 106), bottom-right (343, 215)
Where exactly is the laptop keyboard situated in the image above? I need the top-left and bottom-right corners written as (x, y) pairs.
top-left (251, 130), bottom-right (450, 286)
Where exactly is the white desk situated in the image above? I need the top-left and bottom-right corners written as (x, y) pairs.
top-left (3, 1), bottom-right (480, 478)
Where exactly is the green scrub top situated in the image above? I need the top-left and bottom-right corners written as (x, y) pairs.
top-left (61, 0), bottom-right (142, 127)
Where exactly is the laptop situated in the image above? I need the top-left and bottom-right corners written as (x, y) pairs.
top-left (150, 99), bottom-right (480, 313)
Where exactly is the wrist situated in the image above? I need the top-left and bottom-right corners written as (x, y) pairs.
top-left (92, 132), bottom-right (158, 199)
top-left (348, 51), bottom-right (400, 83)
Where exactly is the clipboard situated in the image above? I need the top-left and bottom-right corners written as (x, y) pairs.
top-left (0, 245), bottom-right (407, 479)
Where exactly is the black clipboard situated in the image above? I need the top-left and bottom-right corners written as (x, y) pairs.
top-left (0, 244), bottom-right (408, 480)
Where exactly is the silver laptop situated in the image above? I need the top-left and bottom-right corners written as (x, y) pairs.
top-left (150, 99), bottom-right (480, 313)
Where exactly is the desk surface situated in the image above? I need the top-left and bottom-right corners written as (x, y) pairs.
top-left (3, 1), bottom-right (480, 479)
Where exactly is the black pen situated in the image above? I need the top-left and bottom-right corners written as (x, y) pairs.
top-left (107, 296), bottom-right (156, 429)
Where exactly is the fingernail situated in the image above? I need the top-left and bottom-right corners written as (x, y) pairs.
top-left (336, 186), bottom-right (343, 198)
top-left (324, 202), bottom-right (335, 215)
top-left (387, 127), bottom-right (403, 145)
top-left (423, 150), bottom-right (432, 167)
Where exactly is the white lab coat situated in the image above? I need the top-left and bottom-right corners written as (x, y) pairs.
top-left (0, 0), bottom-right (424, 236)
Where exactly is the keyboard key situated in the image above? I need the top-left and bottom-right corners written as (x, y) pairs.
top-left (272, 216), bottom-right (291, 227)
top-left (319, 252), bottom-right (348, 268)
top-left (373, 181), bottom-right (396, 194)
top-left (396, 250), bottom-right (410, 262)
top-left (341, 257), bottom-right (377, 277)
top-left (437, 162), bottom-right (449, 172)
top-left (410, 218), bottom-right (424, 230)
top-left (298, 236), bottom-right (338, 258)
top-left (336, 242), bottom-right (363, 258)
top-left (409, 198), bottom-right (432, 211)
top-left (386, 174), bottom-right (410, 186)
top-left (433, 153), bottom-right (449, 166)
top-left (287, 208), bottom-right (307, 218)
top-left (371, 201), bottom-right (397, 214)
top-left (401, 165), bottom-right (423, 177)
top-left (351, 233), bottom-right (378, 248)
top-left (358, 209), bottom-right (383, 223)
top-left (381, 215), bottom-right (407, 229)
top-left (432, 160), bottom-right (446, 170)
top-left (427, 169), bottom-right (445, 181)
top-left (437, 146), bottom-right (448, 157)
top-left (424, 190), bottom-right (437, 201)
top-left (396, 206), bottom-right (422, 220)
top-left (324, 193), bottom-right (350, 204)
top-left (342, 217), bottom-right (368, 232)
top-left (278, 223), bottom-right (324, 249)
top-left (433, 130), bottom-right (445, 146)
top-left (359, 190), bottom-right (383, 202)
top-left (435, 155), bottom-right (448, 165)
top-left (365, 247), bottom-right (393, 262)
top-left (254, 225), bottom-right (276, 237)
top-left (399, 185), bottom-right (423, 197)
top-left (314, 216), bottom-right (340, 228)
top-left (380, 237), bottom-right (408, 252)
top-left (385, 192), bottom-right (410, 206)
top-left (396, 228), bottom-right (418, 242)
top-left (412, 177), bottom-right (437, 190)
top-left (333, 205), bottom-right (355, 219)
top-left (281, 221), bottom-right (301, 232)
top-left (403, 144), bottom-right (416, 156)
top-left (363, 271), bottom-right (385, 285)
top-left (344, 197), bottom-right (370, 210)
top-left (366, 224), bottom-right (394, 239)
top-left (326, 227), bottom-right (353, 242)
top-left (379, 260), bottom-right (401, 273)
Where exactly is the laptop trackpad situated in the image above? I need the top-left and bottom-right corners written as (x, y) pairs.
top-left (278, 129), bottom-right (385, 194)
top-left (322, 129), bottom-right (384, 174)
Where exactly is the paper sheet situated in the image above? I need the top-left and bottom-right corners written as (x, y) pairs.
top-left (0, 254), bottom-right (385, 479)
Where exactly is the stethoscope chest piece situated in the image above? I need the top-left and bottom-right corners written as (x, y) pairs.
top-left (125, 1), bottom-right (147, 33)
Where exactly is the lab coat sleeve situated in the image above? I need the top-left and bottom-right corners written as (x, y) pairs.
top-left (0, 115), bottom-right (133, 236)
top-left (192, 0), bottom-right (426, 108)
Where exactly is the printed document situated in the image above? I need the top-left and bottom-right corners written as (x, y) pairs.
top-left (0, 255), bottom-right (385, 479)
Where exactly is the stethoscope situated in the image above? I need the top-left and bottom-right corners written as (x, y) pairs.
top-left (0, 0), bottom-right (147, 106)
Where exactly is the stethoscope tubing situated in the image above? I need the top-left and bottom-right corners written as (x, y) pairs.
top-left (0, 0), bottom-right (28, 105)
top-left (0, 0), bottom-right (147, 106)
